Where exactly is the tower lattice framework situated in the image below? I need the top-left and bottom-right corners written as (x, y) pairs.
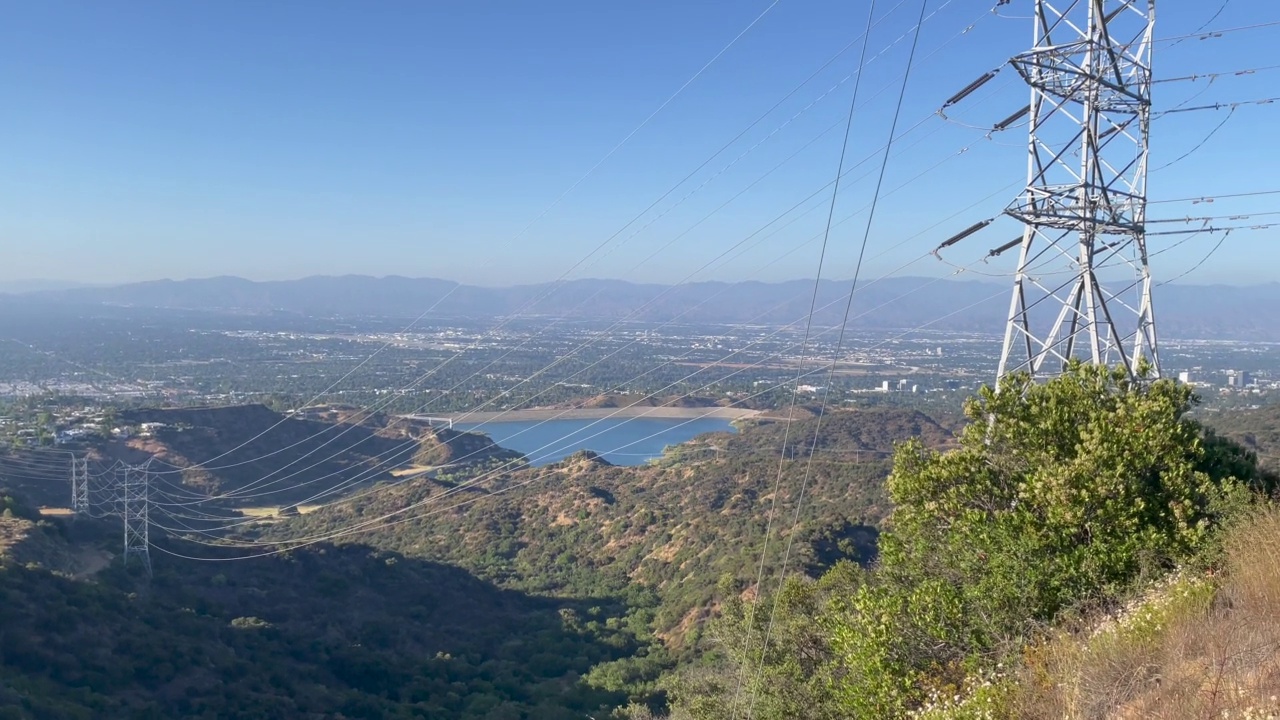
top-left (997, 0), bottom-right (1159, 381)
top-left (121, 461), bottom-right (152, 575)
top-left (71, 457), bottom-right (89, 514)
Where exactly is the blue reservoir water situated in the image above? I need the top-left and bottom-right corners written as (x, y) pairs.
top-left (455, 417), bottom-right (737, 466)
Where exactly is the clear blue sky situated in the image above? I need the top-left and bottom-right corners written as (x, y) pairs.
top-left (1, 0), bottom-right (1277, 287)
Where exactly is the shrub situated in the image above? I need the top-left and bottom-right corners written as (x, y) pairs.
top-left (823, 363), bottom-right (1267, 717)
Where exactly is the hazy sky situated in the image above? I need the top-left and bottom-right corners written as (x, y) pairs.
top-left (2, 0), bottom-right (1277, 287)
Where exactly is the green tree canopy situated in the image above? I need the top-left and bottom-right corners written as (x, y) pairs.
top-left (819, 363), bottom-right (1270, 716)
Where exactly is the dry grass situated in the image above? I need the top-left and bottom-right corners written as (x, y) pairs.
top-left (1012, 508), bottom-right (1280, 720)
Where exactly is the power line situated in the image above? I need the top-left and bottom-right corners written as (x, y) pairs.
top-left (19, 0), bottom-right (1005, 516)
top-left (1155, 95), bottom-right (1280, 116)
top-left (1164, 0), bottom-right (1233, 50)
top-left (1153, 64), bottom-right (1280, 84)
top-left (148, 269), bottom-right (1013, 560)
top-left (504, 0), bottom-right (785, 246)
top-left (1154, 19), bottom-right (1280, 44)
top-left (153, 41), bottom-right (1013, 509)
top-left (147, 205), bottom-right (1024, 544)
top-left (731, 0), bottom-right (884, 708)
top-left (152, 124), bottom-right (1014, 527)
top-left (154, 173), bottom-right (1022, 533)
top-left (1150, 189), bottom-right (1280, 205)
top-left (149, 240), bottom-right (973, 536)
top-left (1148, 210), bottom-right (1280, 224)
top-left (112, 2), bottom-right (788, 480)
top-left (748, 0), bottom-right (930, 715)
top-left (1159, 231), bottom-right (1233, 287)
top-left (131, 0), bottom-right (980, 485)
top-left (1148, 222), bottom-right (1280, 237)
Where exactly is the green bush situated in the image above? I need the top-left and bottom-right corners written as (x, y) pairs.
top-left (821, 363), bottom-right (1269, 717)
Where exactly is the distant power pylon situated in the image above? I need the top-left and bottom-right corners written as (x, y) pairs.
top-left (120, 461), bottom-right (152, 576)
top-left (996, 0), bottom-right (1159, 381)
top-left (70, 456), bottom-right (89, 514)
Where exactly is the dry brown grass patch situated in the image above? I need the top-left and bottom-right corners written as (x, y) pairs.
top-left (1012, 508), bottom-right (1280, 720)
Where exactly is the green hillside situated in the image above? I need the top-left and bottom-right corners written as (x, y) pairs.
top-left (0, 513), bottom-right (637, 719)
top-left (6, 380), bottom-right (1279, 719)
top-left (262, 408), bottom-right (941, 650)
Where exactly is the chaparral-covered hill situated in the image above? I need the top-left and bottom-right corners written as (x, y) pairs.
top-left (0, 404), bottom-right (523, 512)
top-left (261, 407), bottom-right (959, 650)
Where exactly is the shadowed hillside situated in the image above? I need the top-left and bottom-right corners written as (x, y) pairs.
top-left (0, 506), bottom-right (640, 720)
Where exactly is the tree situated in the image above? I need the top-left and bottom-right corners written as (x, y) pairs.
top-left (823, 363), bottom-right (1269, 717)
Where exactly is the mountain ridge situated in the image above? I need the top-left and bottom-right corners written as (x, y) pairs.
top-left (7, 274), bottom-right (1280, 339)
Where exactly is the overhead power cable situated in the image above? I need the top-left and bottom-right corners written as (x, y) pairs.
top-left (731, 0), bottom-right (884, 709)
top-left (156, 175), bottom-right (1024, 531)
top-left (1164, 0), bottom-right (1233, 50)
top-left (148, 267), bottom-right (1013, 562)
top-left (122, 1), bottom-right (788, 479)
top-left (748, 0), bottom-right (930, 717)
top-left (1148, 222), bottom-right (1279, 237)
top-left (137, 0), bottom-right (980, 482)
top-left (1155, 96), bottom-right (1280, 116)
top-left (128, 114), bottom-right (1008, 515)
top-left (505, 0), bottom-right (784, 245)
top-left (1154, 19), bottom-right (1280, 44)
top-left (1158, 231), bottom-right (1233, 286)
top-left (1150, 189), bottom-right (1280, 204)
top-left (155, 34), bottom-right (1015, 508)
top-left (151, 251), bottom-right (1014, 550)
top-left (1153, 64), bottom-right (1280, 84)
top-left (150, 159), bottom-right (1030, 534)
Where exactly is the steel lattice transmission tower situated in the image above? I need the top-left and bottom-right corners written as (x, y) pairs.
top-left (121, 461), bottom-right (152, 576)
top-left (71, 456), bottom-right (89, 515)
top-left (997, 0), bottom-right (1159, 381)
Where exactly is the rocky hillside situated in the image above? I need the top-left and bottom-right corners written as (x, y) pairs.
top-left (111, 404), bottom-right (519, 508)
top-left (1204, 403), bottom-right (1280, 472)
top-left (263, 408), bottom-right (954, 649)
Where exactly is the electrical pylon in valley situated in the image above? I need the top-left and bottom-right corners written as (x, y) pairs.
top-left (71, 456), bottom-right (89, 514)
top-left (997, 0), bottom-right (1160, 382)
top-left (121, 461), bottom-right (152, 576)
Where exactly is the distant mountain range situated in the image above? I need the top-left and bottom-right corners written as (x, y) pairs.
top-left (6, 274), bottom-right (1280, 340)
top-left (0, 279), bottom-right (99, 294)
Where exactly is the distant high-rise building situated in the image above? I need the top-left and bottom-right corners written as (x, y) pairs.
top-left (1177, 371), bottom-right (1191, 384)
top-left (1227, 370), bottom-right (1253, 388)
top-left (936, 347), bottom-right (943, 357)
top-left (879, 380), bottom-right (890, 393)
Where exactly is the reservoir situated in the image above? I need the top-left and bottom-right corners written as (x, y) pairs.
top-left (455, 416), bottom-right (737, 466)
